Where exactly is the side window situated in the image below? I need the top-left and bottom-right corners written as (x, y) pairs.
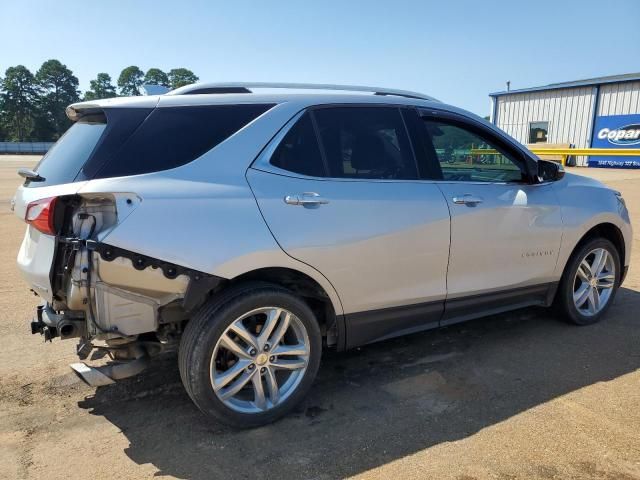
top-left (270, 112), bottom-right (326, 177)
top-left (94, 104), bottom-right (274, 179)
top-left (424, 120), bottom-right (524, 183)
top-left (313, 107), bottom-right (418, 180)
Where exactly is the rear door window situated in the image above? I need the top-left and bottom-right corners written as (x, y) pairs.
top-left (270, 112), bottom-right (326, 177)
top-left (313, 106), bottom-right (418, 180)
top-left (26, 114), bottom-right (107, 188)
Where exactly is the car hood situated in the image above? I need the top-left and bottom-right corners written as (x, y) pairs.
top-left (562, 171), bottom-right (612, 191)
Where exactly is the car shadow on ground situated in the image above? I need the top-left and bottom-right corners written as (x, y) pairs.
top-left (78, 287), bottom-right (640, 480)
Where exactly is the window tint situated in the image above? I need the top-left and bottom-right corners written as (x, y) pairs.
top-left (80, 108), bottom-right (153, 179)
top-left (314, 107), bottom-right (418, 180)
top-left (27, 114), bottom-right (107, 188)
top-left (94, 104), bottom-right (273, 179)
top-left (424, 120), bottom-right (524, 183)
top-left (270, 112), bottom-right (325, 177)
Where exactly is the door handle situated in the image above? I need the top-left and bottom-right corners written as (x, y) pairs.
top-left (284, 192), bottom-right (329, 206)
top-left (452, 194), bottom-right (483, 205)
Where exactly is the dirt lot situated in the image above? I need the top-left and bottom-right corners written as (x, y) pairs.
top-left (1, 155), bottom-right (639, 480)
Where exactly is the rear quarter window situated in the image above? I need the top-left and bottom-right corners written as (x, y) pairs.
top-left (93, 104), bottom-right (274, 179)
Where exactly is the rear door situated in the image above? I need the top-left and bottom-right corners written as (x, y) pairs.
top-left (415, 110), bottom-right (563, 324)
top-left (247, 106), bottom-right (451, 347)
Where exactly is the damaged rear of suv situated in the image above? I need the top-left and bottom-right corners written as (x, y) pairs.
top-left (14, 90), bottom-right (341, 427)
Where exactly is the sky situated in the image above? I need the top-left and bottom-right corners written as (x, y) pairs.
top-left (2, 0), bottom-right (640, 116)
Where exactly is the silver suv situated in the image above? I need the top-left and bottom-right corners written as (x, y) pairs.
top-left (14, 83), bottom-right (632, 427)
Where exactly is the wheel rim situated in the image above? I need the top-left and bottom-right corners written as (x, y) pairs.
top-left (210, 307), bottom-right (310, 413)
top-left (573, 247), bottom-right (616, 317)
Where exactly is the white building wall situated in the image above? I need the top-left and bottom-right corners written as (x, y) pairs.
top-left (495, 87), bottom-right (597, 166)
top-left (598, 81), bottom-right (640, 115)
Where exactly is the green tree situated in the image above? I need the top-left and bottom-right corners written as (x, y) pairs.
top-left (36, 59), bottom-right (80, 139)
top-left (118, 66), bottom-right (144, 96)
top-left (0, 76), bottom-right (5, 140)
top-left (0, 65), bottom-right (40, 141)
top-left (84, 73), bottom-right (117, 100)
top-left (31, 112), bottom-right (56, 142)
top-left (0, 89), bottom-right (5, 140)
top-left (143, 68), bottom-right (170, 87)
top-left (168, 68), bottom-right (198, 89)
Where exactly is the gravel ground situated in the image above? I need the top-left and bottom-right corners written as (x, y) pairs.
top-left (0, 156), bottom-right (639, 480)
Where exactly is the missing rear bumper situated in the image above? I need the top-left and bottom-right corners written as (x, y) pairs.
top-left (30, 304), bottom-right (85, 341)
top-left (70, 343), bottom-right (150, 386)
top-left (58, 238), bottom-right (224, 313)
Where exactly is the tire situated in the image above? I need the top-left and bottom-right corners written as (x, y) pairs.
top-left (555, 237), bottom-right (621, 325)
top-left (178, 282), bottom-right (322, 428)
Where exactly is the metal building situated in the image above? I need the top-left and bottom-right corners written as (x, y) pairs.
top-left (489, 73), bottom-right (640, 167)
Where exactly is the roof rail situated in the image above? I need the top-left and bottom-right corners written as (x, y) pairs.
top-left (166, 82), bottom-right (437, 101)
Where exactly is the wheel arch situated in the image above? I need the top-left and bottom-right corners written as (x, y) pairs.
top-left (574, 223), bottom-right (625, 268)
top-left (222, 267), bottom-right (343, 349)
top-left (553, 222), bottom-right (625, 323)
top-left (559, 222), bottom-right (626, 286)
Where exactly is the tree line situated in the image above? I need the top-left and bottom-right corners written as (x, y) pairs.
top-left (0, 60), bottom-right (198, 142)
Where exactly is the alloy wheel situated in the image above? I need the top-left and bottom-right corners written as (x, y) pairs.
top-left (572, 247), bottom-right (616, 316)
top-left (209, 307), bottom-right (310, 413)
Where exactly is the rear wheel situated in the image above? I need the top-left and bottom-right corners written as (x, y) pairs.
top-left (179, 283), bottom-right (322, 428)
top-left (556, 238), bottom-right (620, 325)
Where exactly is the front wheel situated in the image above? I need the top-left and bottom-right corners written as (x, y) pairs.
top-left (556, 238), bottom-right (621, 325)
top-left (179, 283), bottom-right (322, 428)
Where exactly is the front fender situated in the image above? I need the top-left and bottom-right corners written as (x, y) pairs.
top-left (553, 173), bottom-right (632, 276)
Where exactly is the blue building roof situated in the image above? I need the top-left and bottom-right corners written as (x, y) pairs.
top-left (490, 72), bottom-right (640, 97)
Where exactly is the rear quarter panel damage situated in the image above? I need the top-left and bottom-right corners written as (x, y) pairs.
top-left (78, 102), bottom-right (344, 316)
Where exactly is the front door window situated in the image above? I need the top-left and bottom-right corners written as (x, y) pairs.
top-left (423, 120), bottom-right (525, 183)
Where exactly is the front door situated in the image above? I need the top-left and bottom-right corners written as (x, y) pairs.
top-left (416, 113), bottom-right (564, 323)
top-left (248, 106), bottom-right (451, 346)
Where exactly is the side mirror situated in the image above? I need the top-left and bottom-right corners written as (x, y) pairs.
top-left (537, 159), bottom-right (565, 182)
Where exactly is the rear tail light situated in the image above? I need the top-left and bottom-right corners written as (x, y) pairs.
top-left (25, 196), bottom-right (58, 235)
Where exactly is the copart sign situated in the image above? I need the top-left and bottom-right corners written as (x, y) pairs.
top-left (590, 114), bottom-right (640, 168)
